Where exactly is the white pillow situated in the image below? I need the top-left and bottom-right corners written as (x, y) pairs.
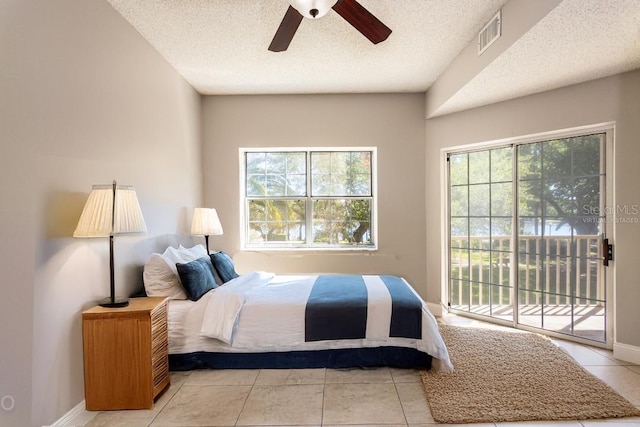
top-left (179, 244), bottom-right (209, 259)
top-left (143, 253), bottom-right (187, 300)
top-left (162, 246), bottom-right (194, 274)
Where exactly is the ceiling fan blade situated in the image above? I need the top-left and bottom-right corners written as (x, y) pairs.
top-left (269, 6), bottom-right (304, 52)
top-left (332, 0), bottom-right (391, 44)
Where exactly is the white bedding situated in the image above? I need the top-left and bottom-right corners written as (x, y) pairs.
top-left (167, 272), bottom-right (453, 372)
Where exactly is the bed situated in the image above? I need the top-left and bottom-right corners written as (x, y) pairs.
top-left (165, 271), bottom-right (453, 372)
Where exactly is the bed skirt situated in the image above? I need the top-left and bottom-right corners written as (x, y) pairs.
top-left (169, 346), bottom-right (433, 371)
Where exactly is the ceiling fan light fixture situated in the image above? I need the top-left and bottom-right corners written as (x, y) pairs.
top-left (289, 0), bottom-right (338, 19)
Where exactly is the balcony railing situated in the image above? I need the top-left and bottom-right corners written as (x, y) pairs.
top-left (450, 235), bottom-right (603, 307)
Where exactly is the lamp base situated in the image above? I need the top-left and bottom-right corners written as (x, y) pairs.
top-left (98, 296), bottom-right (130, 308)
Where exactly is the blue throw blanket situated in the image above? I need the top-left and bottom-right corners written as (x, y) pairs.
top-left (305, 275), bottom-right (422, 342)
top-left (305, 275), bottom-right (368, 341)
top-left (381, 275), bottom-right (422, 339)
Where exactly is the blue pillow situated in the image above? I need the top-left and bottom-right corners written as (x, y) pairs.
top-left (176, 257), bottom-right (218, 301)
top-left (210, 251), bottom-right (239, 283)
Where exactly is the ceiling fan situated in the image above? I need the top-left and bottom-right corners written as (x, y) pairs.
top-left (269, 0), bottom-right (392, 52)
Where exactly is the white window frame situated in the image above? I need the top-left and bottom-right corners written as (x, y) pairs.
top-left (239, 147), bottom-right (378, 251)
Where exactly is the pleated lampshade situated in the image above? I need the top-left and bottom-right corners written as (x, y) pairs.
top-left (74, 183), bottom-right (147, 238)
top-left (190, 208), bottom-right (223, 236)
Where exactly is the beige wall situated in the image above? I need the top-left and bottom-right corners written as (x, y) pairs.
top-left (424, 70), bottom-right (640, 347)
top-left (0, 1), bottom-right (202, 426)
top-left (201, 94), bottom-right (428, 293)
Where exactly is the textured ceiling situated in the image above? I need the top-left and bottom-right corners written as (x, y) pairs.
top-left (433, 0), bottom-right (640, 116)
top-left (106, 0), bottom-right (508, 94)
top-left (107, 0), bottom-right (640, 115)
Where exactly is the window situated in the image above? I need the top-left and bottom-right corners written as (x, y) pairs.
top-left (241, 148), bottom-right (377, 250)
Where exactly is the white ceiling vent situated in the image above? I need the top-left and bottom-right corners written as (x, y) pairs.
top-left (478, 10), bottom-right (501, 55)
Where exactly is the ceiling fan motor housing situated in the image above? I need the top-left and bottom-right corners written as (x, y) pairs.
top-left (289, 0), bottom-right (338, 19)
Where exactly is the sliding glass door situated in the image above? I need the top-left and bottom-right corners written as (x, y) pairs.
top-left (516, 134), bottom-right (606, 341)
top-left (449, 147), bottom-right (514, 321)
top-left (448, 130), bottom-right (609, 343)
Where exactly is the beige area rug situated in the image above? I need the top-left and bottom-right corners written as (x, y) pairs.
top-left (421, 324), bottom-right (640, 424)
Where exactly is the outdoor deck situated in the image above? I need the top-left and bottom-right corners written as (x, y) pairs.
top-left (450, 303), bottom-right (606, 342)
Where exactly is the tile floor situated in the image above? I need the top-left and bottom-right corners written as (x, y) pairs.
top-left (65, 313), bottom-right (640, 427)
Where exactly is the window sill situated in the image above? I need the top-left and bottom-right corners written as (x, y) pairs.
top-left (240, 246), bottom-right (378, 253)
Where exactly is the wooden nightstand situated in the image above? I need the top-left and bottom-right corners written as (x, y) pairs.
top-left (82, 297), bottom-right (170, 410)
